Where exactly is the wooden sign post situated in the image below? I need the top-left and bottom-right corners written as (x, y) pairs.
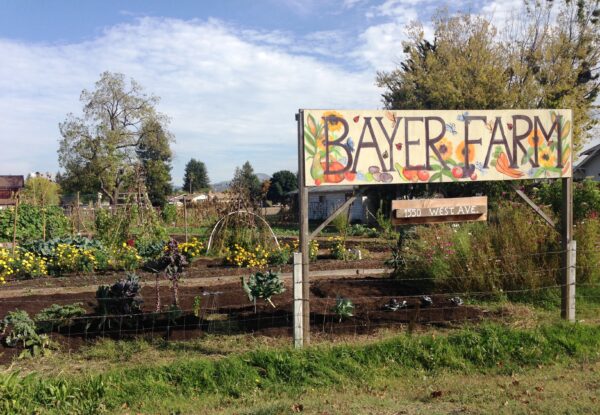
top-left (297, 108), bottom-right (575, 348)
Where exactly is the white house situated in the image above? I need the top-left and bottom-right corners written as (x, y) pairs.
top-left (292, 185), bottom-right (368, 222)
top-left (575, 143), bottom-right (600, 181)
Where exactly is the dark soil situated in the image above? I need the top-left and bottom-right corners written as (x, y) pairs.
top-left (0, 276), bottom-right (483, 365)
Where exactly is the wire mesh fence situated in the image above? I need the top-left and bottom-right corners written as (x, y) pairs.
top-left (0, 245), bottom-right (598, 363)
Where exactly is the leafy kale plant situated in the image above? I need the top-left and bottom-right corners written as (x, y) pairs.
top-left (241, 270), bottom-right (285, 311)
top-left (0, 309), bottom-right (52, 357)
top-left (332, 297), bottom-right (354, 322)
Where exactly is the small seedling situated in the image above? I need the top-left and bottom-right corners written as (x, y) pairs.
top-left (450, 296), bottom-right (464, 306)
top-left (332, 297), bottom-right (354, 322)
top-left (192, 296), bottom-right (202, 318)
top-left (384, 298), bottom-right (407, 311)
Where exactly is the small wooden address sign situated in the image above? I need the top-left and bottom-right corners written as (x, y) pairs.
top-left (391, 196), bottom-right (488, 225)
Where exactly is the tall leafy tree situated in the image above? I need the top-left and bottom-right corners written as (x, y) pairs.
top-left (376, 1), bottom-right (600, 153)
top-left (138, 121), bottom-right (173, 206)
top-left (182, 159), bottom-right (210, 192)
top-left (267, 170), bottom-right (298, 204)
top-left (231, 161), bottom-right (262, 202)
top-left (58, 71), bottom-right (173, 206)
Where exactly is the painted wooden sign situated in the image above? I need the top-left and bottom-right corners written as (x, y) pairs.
top-left (391, 197), bottom-right (488, 225)
top-left (302, 109), bottom-right (572, 187)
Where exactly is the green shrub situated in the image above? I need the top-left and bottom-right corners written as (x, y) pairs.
top-left (0, 204), bottom-right (69, 243)
top-left (393, 201), bottom-right (561, 300)
top-left (348, 223), bottom-right (379, 237)
top-left (331, 210), bottom-right (349, 235)
top-left (537, 179), bottom-right (600, 221)
top-left (574, 216), bottom-right (600, 284)
top-left (20, 236), bottom-right (104, 257)
top-left (94, 208), bottom-right (130, 247)
top-left (161, 204), bottom-right (178, 224)
top-left (111, 244), bottom-right (142, 271)
top-left (268, 245), bottom-right (293, 265)
top-left (375, 205), bottom-right (398, 240)
top-left (135, 238), bottom-right (166, 260)
top-left (328, 236), bottom-right (360, 261)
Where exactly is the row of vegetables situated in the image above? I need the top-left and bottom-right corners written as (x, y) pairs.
top-left (0, 236), bottom-right (333, 284)
top-left (0, 237), bottom-right (205, 282)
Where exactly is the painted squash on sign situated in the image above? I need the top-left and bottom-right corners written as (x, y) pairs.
top-left (302, 109), bottom-right (572, 187)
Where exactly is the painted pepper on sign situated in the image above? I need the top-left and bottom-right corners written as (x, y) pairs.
top-left (302, 109), bottom-right (572, 187)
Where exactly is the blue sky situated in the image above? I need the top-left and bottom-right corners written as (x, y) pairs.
top-left (0, 0), bottom-right (579, 186)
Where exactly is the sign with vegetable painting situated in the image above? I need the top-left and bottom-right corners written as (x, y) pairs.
top-left (302, 109), bottom-right (572, 187)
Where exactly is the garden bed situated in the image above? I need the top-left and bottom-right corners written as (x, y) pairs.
top-left (0, 275), bottom-right (483, 365)
top-left (1, 254), bottom-right (389, 293)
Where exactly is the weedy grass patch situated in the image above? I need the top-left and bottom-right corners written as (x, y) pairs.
top-left (2, 322), bottom-right (600, 414)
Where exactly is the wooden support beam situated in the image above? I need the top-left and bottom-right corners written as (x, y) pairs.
top-left (11, 191), bottom-right (19, 255)
top-left (512, 184), bottom-right (557, 230)
top-left (310, 187), bottom-right (366, 240)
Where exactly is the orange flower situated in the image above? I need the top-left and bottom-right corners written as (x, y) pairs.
top-left (321, 110), bottom-right (345, 133)
top-left (455, 141), bottom-right (476, 164)
top-left (539, 146), bottom-right (556, 167)
top-left (527, 129), bottom-right (544, 148)
top-left (435, 137), bottom-right (453, 161)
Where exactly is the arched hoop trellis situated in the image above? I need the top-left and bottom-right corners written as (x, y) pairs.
top-left (206, 210), bottom-right (281, 254)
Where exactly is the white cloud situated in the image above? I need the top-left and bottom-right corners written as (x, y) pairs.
top-left (356, 0), bottom-right (429, 71)
top-left (0, 17), bottom-right (381, 185)
top-left (4, 0), bottom-right (575, 185)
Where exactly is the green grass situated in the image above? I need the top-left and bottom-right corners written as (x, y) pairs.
top-left (2, 322), bottom-right (600, 414)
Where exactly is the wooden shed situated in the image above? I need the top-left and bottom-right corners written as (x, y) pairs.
top-left (0, 175), bottom-right (24, 206)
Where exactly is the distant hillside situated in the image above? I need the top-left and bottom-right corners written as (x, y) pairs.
top-left (211, 173), bottom-right (270, 192)
top-left (211, 181), bottom-right (230, 192)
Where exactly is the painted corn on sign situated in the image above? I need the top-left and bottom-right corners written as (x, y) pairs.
top-left (302, 109), bottom-right (572, 187)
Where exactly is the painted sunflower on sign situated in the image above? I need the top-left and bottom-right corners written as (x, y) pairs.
top-left (527, 129), bottom-right (544, 148)
top-left (455, 141), bottom-right (476, 164)
top-left (435, 137), bottom-right (453, 161)
top-left (321, 110), bottom-right (345, 133)
top-left (539, 147), bottom-right (555, 168)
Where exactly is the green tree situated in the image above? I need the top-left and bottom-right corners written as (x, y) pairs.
top-left (182, 159), bottom-right (210, 192)
top-left (231, 161), bottom-right (262, 202)
top-left (21, 175), bottom-right (61, 207)
top-left (58, 71), bottom-right (173, 206)
top-left (267, 170), bottom-right (298, 204)
top-left (138, 121), bottom-right (173, 206)
top-left (376, 1), bottom-right (600, 153)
